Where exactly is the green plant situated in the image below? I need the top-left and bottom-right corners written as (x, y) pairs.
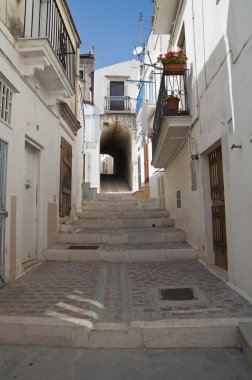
top-left (157, 50), bottom-right (188, 65)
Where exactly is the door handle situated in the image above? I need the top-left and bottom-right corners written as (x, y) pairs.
top-left (0, 210), bottom-right (8, 217)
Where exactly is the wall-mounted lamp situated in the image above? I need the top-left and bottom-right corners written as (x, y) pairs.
top-left (191, 154), bottom-right (199, 160)
top-left (231, 144), bottom-right (242, 150)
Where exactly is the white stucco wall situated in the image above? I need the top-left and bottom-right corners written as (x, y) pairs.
top-left (0, 16), bottom-right (83, 282)
top-left (154, 0), bottom-right (252, 298)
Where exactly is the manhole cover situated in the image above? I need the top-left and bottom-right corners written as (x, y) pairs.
top-left (159, 287), bottom-right (196, 301)
top-left (68, 245), bottom-right (99, 250)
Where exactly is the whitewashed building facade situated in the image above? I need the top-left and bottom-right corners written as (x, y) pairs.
top-left (150, 0), bottom-right (252, 300)
top-left (88, 60), bottom-right (140, 192)
top-left (0, 0), bottom-right (83, 284)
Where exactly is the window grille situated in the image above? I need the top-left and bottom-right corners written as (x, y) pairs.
top-left (0, 80), bottom-right (13, 125)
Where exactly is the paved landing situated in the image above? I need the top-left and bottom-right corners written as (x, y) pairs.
top-left (0, 346), bottom-right (251, 380)
top-left (0, 261), bottom-right (252, 322)
top-left (100, 174), bottom-right (131, 193)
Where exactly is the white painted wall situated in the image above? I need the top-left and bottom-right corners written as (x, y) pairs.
top-left (0, 15), bottom-right (83, 282)
top-left (153, 0), bottom-right (252, 298)
top-left (136, 32), bottom-right (169, 193)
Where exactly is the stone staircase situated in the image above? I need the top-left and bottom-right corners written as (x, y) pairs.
top-left (1, 193), bottom-right (252, 350)
top-left (46, 193), bottom-right (198, 262)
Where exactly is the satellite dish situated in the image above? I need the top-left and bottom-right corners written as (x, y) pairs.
top-left (133, 46), bottom-right (143, 56)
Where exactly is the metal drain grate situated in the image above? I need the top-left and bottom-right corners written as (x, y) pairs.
top-left (159, 287), bottom-right (196, 301)
top-left (68, 245), bottom-right (99, 250)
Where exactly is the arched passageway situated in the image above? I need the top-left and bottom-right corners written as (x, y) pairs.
top-left (100, 121), bottom-right (132, 192)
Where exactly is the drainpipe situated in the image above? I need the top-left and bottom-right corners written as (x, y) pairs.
top-left (75, 45), bottom-right (80, 119)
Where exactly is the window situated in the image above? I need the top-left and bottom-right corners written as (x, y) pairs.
top-left (0, 79), bottom-right (13, 125)
top-left (79, 69), bottom-right (84, 80)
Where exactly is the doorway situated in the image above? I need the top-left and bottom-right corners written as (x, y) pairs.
top-left (209, 147), bottom-right (228, 270)
top-left (144, 144), bottom-right (149, 183)
top-left (138, 155), bottom-right (141, 190)
top-left (110, 81), bottom-right (124, 110)
top-left (0, 139), bottom-right (8, 283)
top-left (22, 142), bottom-right (40, 263)
top-left (100, 154), bottom-right (114, 175)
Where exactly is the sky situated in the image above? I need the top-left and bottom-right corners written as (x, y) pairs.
top-left (67, 0), bottom-right (154, 69)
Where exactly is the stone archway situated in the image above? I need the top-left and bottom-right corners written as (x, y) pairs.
top-left (100, 117), bottom-right (132, 191)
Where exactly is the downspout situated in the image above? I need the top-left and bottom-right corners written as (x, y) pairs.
top-left (75, 45), bottom-right (80, 119)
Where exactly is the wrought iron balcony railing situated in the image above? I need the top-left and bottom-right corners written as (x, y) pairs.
top-left (104, 96), bottom-right (131, 111)
top-left (152, 70), bottom-right (190, 157)
top-left (24, 0), bottom-right (76, 89)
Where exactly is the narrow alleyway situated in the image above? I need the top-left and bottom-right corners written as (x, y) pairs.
top-left (0, 193), bottom-right (252, 353)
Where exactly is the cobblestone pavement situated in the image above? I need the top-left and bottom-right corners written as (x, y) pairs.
top-left (0, 261), bottom-right (252, 324)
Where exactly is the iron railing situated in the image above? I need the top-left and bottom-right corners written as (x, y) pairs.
top-left (24, 0), bottom-right (76, 89)
top-left (104, 96), bottom-right (131, 111)
top-left (152, 70), bottom-right (190, 157)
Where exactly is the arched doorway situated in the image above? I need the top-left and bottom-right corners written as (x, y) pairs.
top-left (100, 154), bottom-right (114, 175)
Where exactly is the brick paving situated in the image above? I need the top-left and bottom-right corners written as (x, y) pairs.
top-left (0, 261), bottom-right (252, 324)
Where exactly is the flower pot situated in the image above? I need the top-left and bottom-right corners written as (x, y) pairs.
top-left (166, 97), bottom-right (180, 115)
top-left (163, 63), bottom-right (185, 75)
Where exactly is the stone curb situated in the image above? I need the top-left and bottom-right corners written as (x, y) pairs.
top-left (0, 316), bottom-right (250, 348)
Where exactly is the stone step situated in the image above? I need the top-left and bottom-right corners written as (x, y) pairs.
top-left (77, 209), bottom-right (169, 219)
top-left (45, 242), bottom-right (198, 262)
top-left (74, 217), bottom-right (174, 229)
top-left (81, 203), bottom-right (158, 211)
top-left (238, 322), bottom-right (252, 367)
top-left (57, 228), bottom-right (186, 245)
top-left (96, 194), bottom-right (134, 201)
top-left (0, 316), bottom-right (241, 348)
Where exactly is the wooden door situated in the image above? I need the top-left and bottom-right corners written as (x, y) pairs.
top-left (59, 137), bottom-right (72, 217)
top-left (0, 140), bottom-right (8, 284)
top-left (209, 147), bottom-right (228, 270)
top-left (23, 143), bottom-right (39, 263)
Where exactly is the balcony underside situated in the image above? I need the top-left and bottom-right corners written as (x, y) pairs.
top-left (16, 38), bottom-right (75, 98)
top-left (153, 0), bottom-right (180, 34)
top-left (152, 115), bottom-right (192, 168)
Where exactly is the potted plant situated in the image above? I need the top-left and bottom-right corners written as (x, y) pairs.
top-left (166, 92), bottom-right (180, 115)
top-left (157, 50), bottom-right (188, 75)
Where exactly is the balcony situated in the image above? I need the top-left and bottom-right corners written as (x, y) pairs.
top-left (16, 0), bottom-right (76, 98)
top-left (104, 96), bottom-right (131, 112)
top-left (152, 71), bottom-right (192, 168)
top-left (153, 0), bottom-right (180, 35)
